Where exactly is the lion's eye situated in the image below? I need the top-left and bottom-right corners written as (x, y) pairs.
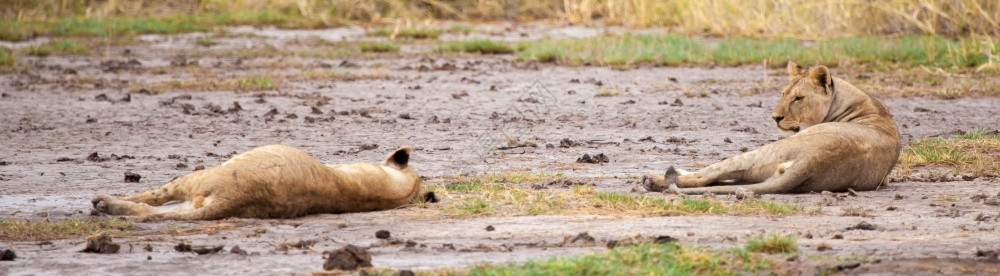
top-left (792, 96), bottom-right (804, 102)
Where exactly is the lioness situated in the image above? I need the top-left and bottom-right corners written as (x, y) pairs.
top-left (643, 62), bottom-right (900, 194)
top-left (92, 145), bottom-right (429, 220)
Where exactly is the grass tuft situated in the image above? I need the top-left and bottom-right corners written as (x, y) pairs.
top-left (0, 47), bottom-right (14, 71)
top-left (744, 234), bottom-right (798, 254)
top-left (368, 27), bottom-right (442, 40)
top-left (0, 218), bottom-right (133, 241)
top-left (898, 129), bottom-right (1000, 176)
top-left (358, 41), bottom-right (400, 53)
top-left (437, 39), bottom-right (515, 54)
top-left (195, 36), bottom-right (217, 47)
top-left (234, 76), bottom-right (277, 91)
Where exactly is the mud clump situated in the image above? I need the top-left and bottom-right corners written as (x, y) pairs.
top-left (124, 172), bottom-right (141, 183)
top-left (975, 248), bottom-right (998, 260)
top-left (276, 240), bottom-right (316, 251)
top-left (1, 249), bottom-right (16, 261)
top-left (323, 245), bottom-right (372, 271)
top-left (175, 242), bottom-right (224, 255)
top-left (485, 225), bottom-right (495, 232)
top-left (375, 230), bottom-right (391, 239)
top-left (81, 233), bottom-right (120, 254)
top-left (576, 153), bottom-right (609, 164)
top-left (653, 235), bottom-right (678, 244)
top-left (562, 232), bottom-right (597, 246)
top-left (846, 221), bottom-right (878, 231)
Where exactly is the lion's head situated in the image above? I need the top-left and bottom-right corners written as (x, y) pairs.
top-left (771, 61), bottom-right (836, 134)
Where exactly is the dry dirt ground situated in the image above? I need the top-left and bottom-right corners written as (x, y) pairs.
top-left (1, 24), bottom-right (999, 274)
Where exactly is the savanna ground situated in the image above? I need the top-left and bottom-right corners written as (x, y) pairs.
top-left (1, 1), bottom-right (1000, 275)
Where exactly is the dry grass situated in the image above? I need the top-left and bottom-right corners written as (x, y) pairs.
top-left (433, 172), bottom-right (801, 217)
top-left (133, 75), bottom-right (278, 92)
top-left (296, 69), bottom-right (391, 81)
top-left (0, 218), bottom-right (134, 241)
top-left (897, 129), bottom-right (1000, 177)
top-left (3, 0), bottom-right (998, 41)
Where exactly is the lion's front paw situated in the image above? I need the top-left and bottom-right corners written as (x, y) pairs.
top-left (641, 172), bottom-right (668, 192)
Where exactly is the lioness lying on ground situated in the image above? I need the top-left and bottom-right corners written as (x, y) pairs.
top-left (643, 62), bottom-right (900, 194)
top-left (92, 145), bottom-right (430, 220)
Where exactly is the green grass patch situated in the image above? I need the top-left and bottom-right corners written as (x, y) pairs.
top-left (0, 10), bottom-right (330, 42)
top-left (0, 218), bottom-right (134, 241)
top-left (744, 234), bottom-right (798, 254)
top-left (467, 241), bottom-right (774, 275)
top-left (437, 39), bottom-right (516, 54)
top-left (368, 27), bottom-right (442, 40)
top-left (358, 41), bottom-right (400, 53)
top-left (435, 172), bottom-right (801, 217)
top-left (517, 34), bottom-right (999, 69)
top-left (234, 76), bottom-right (277, 91)
top-left (898, 129), bottom-right (1000, 176)
top-left (25, 39), bottom-right (91, 56)
top-left (195, 36), bottom-right (217, 47)
top-left (0, 47), bottom-right (14, 71)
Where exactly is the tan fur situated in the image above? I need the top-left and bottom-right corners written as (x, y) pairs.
top-left (642, 62), bottom-right (900, 194)
top-left (92, 145), bottom-right (425, 220)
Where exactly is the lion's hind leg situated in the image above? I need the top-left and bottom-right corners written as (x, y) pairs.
top-left (669, 160), bottom-right (808, 195)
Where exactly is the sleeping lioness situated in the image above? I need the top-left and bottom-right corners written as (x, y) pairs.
top-left (92, 145), bottom-right (429, 220)
top-left (642, 62), bottom-right (900, 194)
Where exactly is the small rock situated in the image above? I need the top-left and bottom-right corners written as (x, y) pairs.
top-left (734, 188), bottom-right (755, 200)
top-left (193, 165), bottom-right (206, 171)
top-left (831, 234), bottom-right (844, 239)
top-left (485, 225), bottom-right (495, 232)
top-left (576, 153), bottom-right (609, 164)
top-left (81, 233), bottom-right (120, 254)
top-left (570, 232), bottom-right (596, 244)
top-left (375, 230), bottom-right (391, 239)
top-left (322, 245), bottom-right (372, 271)
top-left (124, 172), bottom-right (141, 183)
top-left (230, 246), bottom-right (247, 255)
top-left (0, 249), bottom-right (15, 261)
top-left (816, 242), bottom-right (831, 251)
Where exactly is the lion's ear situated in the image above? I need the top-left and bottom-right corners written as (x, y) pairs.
top-left (808, 65), bottom-right (833, 94)
top-left (383, 146), bottom-right (411, 169)
top-left (787, 61), bottom-right (803, 78)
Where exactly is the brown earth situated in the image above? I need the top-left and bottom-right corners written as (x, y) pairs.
top-left (1, 24), bottom-right (999, 274)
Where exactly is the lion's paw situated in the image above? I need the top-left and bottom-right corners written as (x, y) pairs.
top-left (641, 172), bottom-right (668, 192)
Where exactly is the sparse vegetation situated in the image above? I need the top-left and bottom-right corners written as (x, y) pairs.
top-left (138, 75), bottom-right (279, 92)
top-left (595, 87), bottom-right (622, 97)
top-left (0, 47), bottom-right (14, 71)
top-left (466, 241), bottom-right (774, 275)
top-left (898, 129), bottom-right (1000, 176)
top-left (744, 234), bottom-right (798, 254)
top-left (436, 39), bottom-right (516, 54)
top-left (358, 41), bottom-right (400, 53)
top-left (436, 172), bottom-right (801, 217)
top-left (517, 34), bottom-right (999, 69)
top-left (299, 69), bottom-right (390, 81)
top-left (195, 36), bottom-right (217, 47)
top-left (26, 39), bottom-right (91, 56)
top-left (4, 1), bottom-right (997, 41)
top-left (0, 218), bottom-right (133, 241)
top-left (368, 27), bottom-right (442, 40)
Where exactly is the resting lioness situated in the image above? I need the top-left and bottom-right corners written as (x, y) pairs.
top-left (92, 145), bottom-right (429, 220)
top-left (642, 62), bottom-right (900, 194)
